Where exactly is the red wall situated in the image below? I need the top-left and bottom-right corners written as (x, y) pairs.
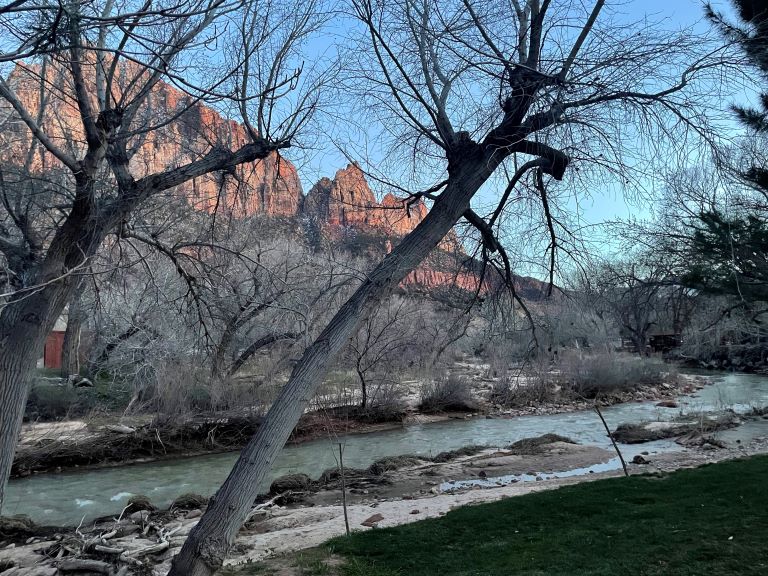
top-left (44, 331), bottom-right (65, 369)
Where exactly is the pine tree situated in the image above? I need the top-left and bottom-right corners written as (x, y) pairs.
top-left (678, 2), bottom-right (768, 304)
top-left (708, 0), bottom-right (768, 192)
top-left (681, 210), bottom-right (768, 301)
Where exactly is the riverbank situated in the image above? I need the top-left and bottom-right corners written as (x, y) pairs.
top-left (13, 367), bottom-right (704, 478)
top-left (2, 434), bottom-right (767, 576)
top-left (318, 453), bottom-right (768, 576)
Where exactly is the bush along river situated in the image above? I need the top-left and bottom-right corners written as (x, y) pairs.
top-left (4, 371), bottom-right (768, 526)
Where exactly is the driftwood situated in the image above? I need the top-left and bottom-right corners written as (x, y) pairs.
top-left (93, 544), bottom-right (125, 555)
top-left (104, 424), bottom-right (136, 435)
top-left (244, 491), bottom-right (292, 522)
top-left (121, 540), bottom-right (170, 558)
top-left (58, 558), bottom-right (112, 573)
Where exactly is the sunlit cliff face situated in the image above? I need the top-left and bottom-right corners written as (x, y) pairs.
top-left (1, 62), bottom-right (502, 293)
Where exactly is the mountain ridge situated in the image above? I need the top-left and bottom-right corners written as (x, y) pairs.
top-left (1, 61), bottom-right (553, 299)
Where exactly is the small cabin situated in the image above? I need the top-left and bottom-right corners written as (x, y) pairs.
top-left (648, 333), bottom-right (682, 353)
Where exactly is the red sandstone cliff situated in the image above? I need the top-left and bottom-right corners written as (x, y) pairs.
top-left (303, 164), bottom-right (428, 235)
top-left (302, 163), bottom-right (460, 254)
top-left (1, 61), bottom-right (302, 217)
top-left (1, 62), bottom-right (549, 297)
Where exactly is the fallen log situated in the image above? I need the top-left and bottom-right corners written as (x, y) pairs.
top-left (58, 558), bottom-right (112, 574)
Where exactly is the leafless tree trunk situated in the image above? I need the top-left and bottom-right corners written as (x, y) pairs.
top-left (171, 0), bottom-right (734, 569)
top-left (61, 288), bottom-right (85, 379)
top-left (0, 0), bottom-right (323, 509)
top-left (171, 155), bottom-right (498, 575)
top-left (0, 287), bottom-right (70, 510)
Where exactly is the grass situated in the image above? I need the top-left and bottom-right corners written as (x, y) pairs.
top-left (323, 455), bottom-right (768, 576)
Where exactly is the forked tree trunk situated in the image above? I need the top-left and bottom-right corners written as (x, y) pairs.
top-left (0, 283), bottom-right (72, 511)
top-left (169, 154), bottom-right (495, 576)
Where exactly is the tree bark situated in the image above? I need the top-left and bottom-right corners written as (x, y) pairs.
top-left (0, 282), bottom-right (73, 511)
top-left (61, 288), bottom-right (85, 379)
top-left (169, 151), bottom-right (495, 576)
top-left (357, 366), bottom-right (368, 409)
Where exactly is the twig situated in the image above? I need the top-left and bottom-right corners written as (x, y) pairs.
top-left (155, 428), bottom-right (167, 454)
top-left (75, 515), bottom-right (86, 539)
top-left (93, 545), bottom-right (125, 555)
top-left (594, 403), bottom-right (629, 477)
top-left (120, 540), bottom-right (170, 558)
top-left (339, 443), bottom-right (350, 536)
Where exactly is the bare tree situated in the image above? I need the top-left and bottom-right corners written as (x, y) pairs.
top-left (580, 258), bottom-right (666, 356)
top-left (347, 296), bottom-right (419, 409)
top-left (0, 0), bottom-right (326, 509)
top-left (171, 1), bottom-right (737, 573)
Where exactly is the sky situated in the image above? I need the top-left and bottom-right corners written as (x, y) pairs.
top-left (293, 0), bottom-right (746, 233)
top-left (571, 0), bottom-right (736, 226)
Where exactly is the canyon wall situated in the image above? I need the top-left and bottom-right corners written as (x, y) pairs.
top-left (1, 62), bottom-right (549, 297)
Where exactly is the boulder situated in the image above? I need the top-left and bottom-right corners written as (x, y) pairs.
top-left (361, 513), bottom-right (384, 527)
top-left (269, 473), bottom-right (312, 494)
top-left (129, 510), bottom-right (151, 522)
top-left (655, 400), bottom-right (678, 408)
top-left (170, 493), bottom-right (208, 511)
top-left (0, 515), bottom-right (36, 540)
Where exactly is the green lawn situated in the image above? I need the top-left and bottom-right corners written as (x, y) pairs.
top-left (326, 455), bottom-right (768, 576)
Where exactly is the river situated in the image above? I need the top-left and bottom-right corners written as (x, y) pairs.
top-left (4, 371), bottom-right (768, 526)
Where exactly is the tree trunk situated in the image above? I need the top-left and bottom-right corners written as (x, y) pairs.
top-left (0, 284), bottom-right (72, 511)
top-left (61, 289), bottom-right (84, 379)
top-left (357, 366), bottom-right (367, 409)
top-left (169, 155), bottom-right (494, 576)
top-left (631, 333), bottom-right (648, 357)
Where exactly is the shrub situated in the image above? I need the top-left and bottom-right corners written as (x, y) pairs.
top-left (489, 375), bottom-right (555, 408)
top-left (361, 377), bottom-right (407, 422)
top-left (419, 374), bottom-right (476, 413)
top-left (554, 352), bottom-right (674, 399)
top-left (25, 384), bottom-right (98, 421)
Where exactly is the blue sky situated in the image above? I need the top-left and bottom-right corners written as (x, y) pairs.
top-left (575, 0), bottom-right (734, 225)
top-left (295, 0), bottom-right (744, 228)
